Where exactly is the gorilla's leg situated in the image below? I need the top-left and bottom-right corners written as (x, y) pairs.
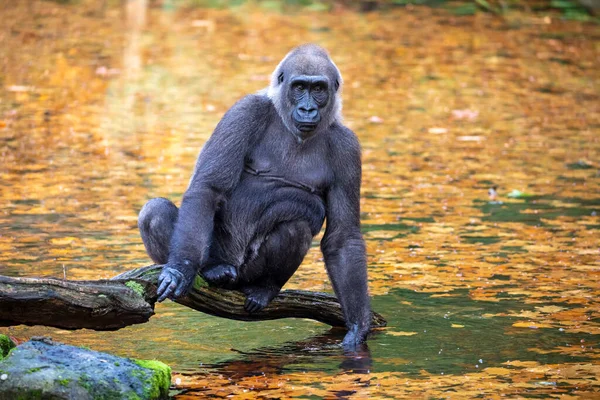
top-left (138, 197), bottom-right (178, 264)
top-left (240, 221), bottom-right (313, 313)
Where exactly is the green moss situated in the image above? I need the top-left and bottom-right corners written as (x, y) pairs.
top-left (58, 378), bottom-right (70, 387)
top-left (114, 361), bottom-right (120, 367)
top-left (0, 334), bottom-right (16, 359)
top-left (133, 359), bottom-right (172, 399)
top-left (125, 281), bottom-right (145, 296)
top-left (78, 373), bottom-right (93, 391)
top-left (193, 274), bottom-right (208, 289)
top-left (17, 389), bottom-right (42, 400)
top-left (27, 367), bottom-right (42, 373)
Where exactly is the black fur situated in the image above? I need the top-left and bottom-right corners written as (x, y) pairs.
top-left (138, 44), bottom-right (371, 348)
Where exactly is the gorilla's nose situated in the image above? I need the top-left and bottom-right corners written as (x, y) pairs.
top-left (298, 106), bottom-right (318, 120)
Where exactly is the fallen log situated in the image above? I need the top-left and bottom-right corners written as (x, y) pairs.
top-left (0, 275), bottom-right (155, 330)
top-left (0, 264), bottom-right (387, 331)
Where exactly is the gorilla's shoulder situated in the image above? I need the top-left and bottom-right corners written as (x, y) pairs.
top-left (229, 93), bottom-right (273, 116)
top-left (329, 122), bottom-right (360, 152)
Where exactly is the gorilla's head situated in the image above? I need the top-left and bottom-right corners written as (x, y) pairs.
top-left (267, 44), bottom-right (343, 142)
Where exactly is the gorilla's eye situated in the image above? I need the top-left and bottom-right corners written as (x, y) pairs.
top-left (313, 85), bottom-right (323, 92)
top-left (278, 72), bottom-right (284, 84)
top-left (293, 83), bottom-right (305, 92)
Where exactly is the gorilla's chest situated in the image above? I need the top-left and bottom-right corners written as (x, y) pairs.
top-left (244, 132), bottom-right (333, 193)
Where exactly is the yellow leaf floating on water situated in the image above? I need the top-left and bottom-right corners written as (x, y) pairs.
top-left (503, 360), bottom-right (540, 368)
top-left (512, 321), bottom-right (553, 329)
top-left (388, 331), bottom-right (418, 336)
top-left (424, 225), bottom-right (454, 234)
top-left (536, 305), bottom-right (565, 313)
top-left (484, 367), bottom-right (512, 376)
top-left (50, 237), bottom-right (79, 245)
top-left (524, 244), bottom-right (555, 252)
top-left (451, 324), bottom-right (464, 328)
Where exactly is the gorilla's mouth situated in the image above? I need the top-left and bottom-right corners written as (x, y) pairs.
top-left (292, 110), bottom-right (320, 133)
top-left (296, 122), bottom-right (318, 132)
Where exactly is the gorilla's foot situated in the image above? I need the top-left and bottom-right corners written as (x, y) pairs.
top-left (243, 286), bottom-right (279, 313)
top-left (201, 264), bottom-right (238, 287)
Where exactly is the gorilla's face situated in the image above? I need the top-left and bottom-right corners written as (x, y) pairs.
top-left (287, 75), bottom-right (330, 134)
top-left (268, 45), bottom-right (343, 142)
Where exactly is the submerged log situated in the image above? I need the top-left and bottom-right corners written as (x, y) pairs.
top-left (0, 265), bottom-right (387, 331)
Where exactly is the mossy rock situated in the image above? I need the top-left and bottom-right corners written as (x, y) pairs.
top-left (0, 337), bottom-right (170, 399)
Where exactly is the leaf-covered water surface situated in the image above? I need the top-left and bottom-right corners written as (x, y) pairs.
top-left (0, 0), bottom-right (598, 398)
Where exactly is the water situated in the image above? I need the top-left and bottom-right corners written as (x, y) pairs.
top-left (0, 0), bottom-right (599, 397)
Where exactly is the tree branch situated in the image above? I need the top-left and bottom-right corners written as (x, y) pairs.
top-left (0, 265), bottom-right (386, 331)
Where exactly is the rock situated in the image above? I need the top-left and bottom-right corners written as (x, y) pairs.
top-left (0, 337), bottom-right (170, 400)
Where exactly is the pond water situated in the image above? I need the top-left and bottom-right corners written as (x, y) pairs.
top-left (0, 0), bottom-right (599, 397)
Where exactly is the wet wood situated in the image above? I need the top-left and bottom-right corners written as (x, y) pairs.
top-left (0, 275), bottom-right (157, 330)
top-left (0, 265), bottom-right (387, 331)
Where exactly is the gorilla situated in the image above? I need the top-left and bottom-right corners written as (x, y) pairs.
top-left (138, 44), bottom-right (371, 348)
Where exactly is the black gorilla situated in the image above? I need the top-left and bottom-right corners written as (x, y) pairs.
top-left (138, 44), bottom-right (371, 347)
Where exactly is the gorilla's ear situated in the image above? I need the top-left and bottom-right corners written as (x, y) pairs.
top-left (334, 80), bottom-right (340, 92)
top-left (278, 72), bottom-right (284, 85)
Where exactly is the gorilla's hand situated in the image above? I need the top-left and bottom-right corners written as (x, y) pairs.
top-left (341, 323), bottom-right (369, 351)
top-left (157, 261), bottom-right (196, 302)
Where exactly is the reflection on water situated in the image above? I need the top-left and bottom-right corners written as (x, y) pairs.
top-left (0, 0), bottom-right (599, 397)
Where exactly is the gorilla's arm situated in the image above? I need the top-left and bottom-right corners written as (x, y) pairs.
top-left (321, 127), bottom-right (371, 349)
top-left (157, 95), bottom-right (268, 301)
